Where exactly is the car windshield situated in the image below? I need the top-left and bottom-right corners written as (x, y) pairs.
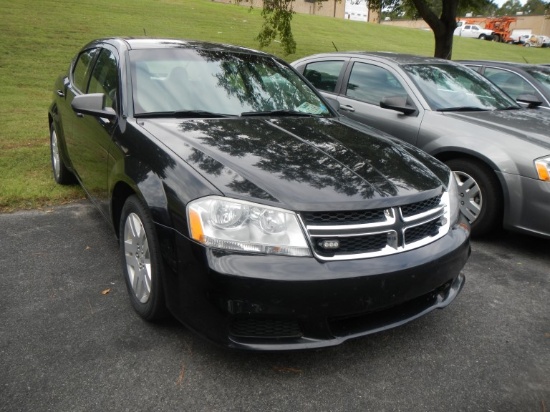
top-left (402, 63), bottom-right (519, 111)
top-left (525, 67), bottom-right (550, 94)
top-left (129, 48), bottom-right (331, 117)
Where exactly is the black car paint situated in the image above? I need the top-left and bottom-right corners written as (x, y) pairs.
top-left (49, 38), bottom-right (470, 350)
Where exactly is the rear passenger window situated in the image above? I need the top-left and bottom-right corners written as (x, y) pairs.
top-left (72, 48), bottom-right (99, 93)
top-left (303, 61), bottom-right (344, 93)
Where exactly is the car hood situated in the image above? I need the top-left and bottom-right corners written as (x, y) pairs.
top-left (138, 117), bottom-right (447, 211)
top-left (445, 109), bottom-right (550, 149)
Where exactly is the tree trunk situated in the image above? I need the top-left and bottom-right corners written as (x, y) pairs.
top-left (433, 20), bottom-right (456, 59)
top-left (411, 0), bottom-right (458, 60)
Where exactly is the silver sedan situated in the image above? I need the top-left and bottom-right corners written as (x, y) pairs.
top-left (292, 52), bottom-right (550, 238)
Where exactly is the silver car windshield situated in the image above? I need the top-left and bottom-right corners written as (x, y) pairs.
top-left (129, 48), bottom-right (331, 117)
top-left (402, 63), bottom-right (519, 111)
top-left (525, 67), bottom-right (550, 94)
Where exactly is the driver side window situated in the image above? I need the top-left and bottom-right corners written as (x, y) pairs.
top-left (483, 67), bottom-right (537, 101)
top-left (88, 49), bottom-right (119, 109)
top-left (72, 48), bottom-right (99, 93)
top-left (346, 62), bottom-right (409, 106)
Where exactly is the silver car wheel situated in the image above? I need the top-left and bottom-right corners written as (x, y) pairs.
top-left (453, 170), bottom-right (482, 223)
top-left (123, 212), bottom-right (151, 304)
top-left (51, 128), bottom-right (61, 180)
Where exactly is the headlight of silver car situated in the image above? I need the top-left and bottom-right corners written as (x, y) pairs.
top-left (535, 156), bottom-right (550, 181)
top-left (187, 196), bottom-right (312, 257)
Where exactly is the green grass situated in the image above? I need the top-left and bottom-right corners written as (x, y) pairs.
top-left (1, 0), bottom-right (549, 212)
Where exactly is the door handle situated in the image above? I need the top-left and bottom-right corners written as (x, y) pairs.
top-left (56, 90), bottom-right (65, 97)
top-left (340, 104), bottom-right (355, 113)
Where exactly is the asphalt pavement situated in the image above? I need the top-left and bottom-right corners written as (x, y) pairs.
top-left (1, 203), bottom-right (549, 412)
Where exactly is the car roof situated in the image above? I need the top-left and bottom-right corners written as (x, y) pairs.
top-left (295, 51), bottom-right (456, 66)
top-left (458, 60), bottom-right (544, 70)
top-left (84, 37), bottom-right (270, 57)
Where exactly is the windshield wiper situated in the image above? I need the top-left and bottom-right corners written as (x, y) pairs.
top-left (135, 110), bottom-right (234, 119)
top-left (240, 110), bottom-right (316, 117)
top-left (436, 107), bottom-right (489, 112)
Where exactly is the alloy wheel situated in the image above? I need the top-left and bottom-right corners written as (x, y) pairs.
top-left (453, 170), bottom-right (482, 224)
top-left (123, 212), bottom-right (152, 303)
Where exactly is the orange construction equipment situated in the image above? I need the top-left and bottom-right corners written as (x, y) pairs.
top-left (457, 17), bottom-right (517, 42)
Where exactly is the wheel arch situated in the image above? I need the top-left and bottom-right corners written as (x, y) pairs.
top-left (432, 149), bottom-right (511, 228)
top-left (110, 172), bottom-right (172, 239)
top-left (432, 150), bottom-right (506, 195)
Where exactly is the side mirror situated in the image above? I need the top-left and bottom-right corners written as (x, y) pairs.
top-left (71, 93), bottom-right (116, 118)
top-left (516, 93), bottom-right (543, 109)
top-left (380, 96), bottom-right (417, 115)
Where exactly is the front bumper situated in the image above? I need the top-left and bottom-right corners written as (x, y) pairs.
top-left (161, 220), bottom-right (470, 351)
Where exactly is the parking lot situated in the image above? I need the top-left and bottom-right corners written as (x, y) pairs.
top-left (1, 203), bottom-right (549, 411)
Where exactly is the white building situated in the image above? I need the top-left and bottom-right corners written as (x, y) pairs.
top-left (345, 0), bottom-right (369, 22)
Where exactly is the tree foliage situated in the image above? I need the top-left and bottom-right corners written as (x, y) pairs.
top-left (240, 0), bottom-right (547, 59)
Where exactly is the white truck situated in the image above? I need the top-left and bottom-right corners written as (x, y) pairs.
top-left (454, 22), bottom-right (494, 40)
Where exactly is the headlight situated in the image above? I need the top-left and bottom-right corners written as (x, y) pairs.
top-left (535, 156), bottom-right (550, 181)
top-left (187, 196), bottom-right (312, 257)
top-left (447, 171), bottom-right (460, 226)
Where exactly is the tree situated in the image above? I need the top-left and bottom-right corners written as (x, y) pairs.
top-left (522, 0), bottom-right (549, 15)
top-left (497, 0), bottom-right (523, 15)
top-left (239, 0), bottom-right (495, 60)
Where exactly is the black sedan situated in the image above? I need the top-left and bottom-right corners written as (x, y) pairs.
top-left (48, 38), bottom-right (470, 350)
top-left (459, 60), bottom-right (550, 110)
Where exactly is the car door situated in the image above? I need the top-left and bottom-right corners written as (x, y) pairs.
top-left (57, 47), bottom-right (99, 172)
top-left (65, 46), bottom-right (120, 218)
top-left (335, 60), bottom-right (423, 146)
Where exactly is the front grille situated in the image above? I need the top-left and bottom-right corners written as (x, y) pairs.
top-left (405, 220), bottom-right (440, 245)
top-left (301, 209), bottom-right (386, 225)
top-left (401, 195), bottom-right (442, 218)
top-left (230, 318), bottom-right (302, 339)
top-left (314, 233), bottom-right (388, 256)
top-left (300, 193), bottom-right (447, 261)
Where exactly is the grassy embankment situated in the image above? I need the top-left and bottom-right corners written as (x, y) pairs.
top-left (1, 0), bottom-right (548, 212)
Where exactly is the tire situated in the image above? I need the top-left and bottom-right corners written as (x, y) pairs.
top-left (119, 195), bottom-right (167, 321)
top-left (445, 158), bottom-right (502, 237)
top-left (479, 34), bottom-right (487, 40)
top-left (50, 124), bottom-right (75, 185)
top-left (493, 34), bottom-right (501, 42)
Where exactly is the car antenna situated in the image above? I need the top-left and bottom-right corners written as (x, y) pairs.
top-left (522, 56), bottom-right (529, 63)
top-left (332, 41), bottom-right (339, 52)
top-left (143, 28), bottom-right (147, 36)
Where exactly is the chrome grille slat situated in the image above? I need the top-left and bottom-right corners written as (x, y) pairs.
top-left (300, 194), bottom-right (449, 261)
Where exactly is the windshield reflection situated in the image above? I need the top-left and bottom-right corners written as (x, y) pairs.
top-left (129, 48), bottom-right (330, 117)
top-left (403, 64), bottom-right (518, 111)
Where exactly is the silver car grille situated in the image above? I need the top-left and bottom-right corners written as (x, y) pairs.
top-left (299, 193), bottom-right (451, 261)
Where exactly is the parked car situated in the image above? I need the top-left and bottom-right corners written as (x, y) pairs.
top-left (454, 23), bottom-right (494, 40)
top-left (48, 39), bottom-right (470, 351)
top-left (291, 52), bottom-right (550, 239)
top-left (460, 60), bottom-right (550, 110)
top-left (507, 31), bottom-right (531, 44)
